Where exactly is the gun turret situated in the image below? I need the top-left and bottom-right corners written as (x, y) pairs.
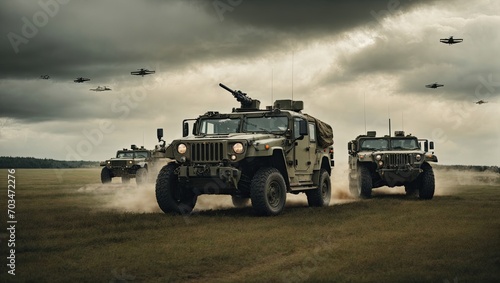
top-left (219, 83), bottom-right (260, 111)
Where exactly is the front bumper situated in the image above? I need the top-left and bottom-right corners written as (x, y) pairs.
top-left (378, 167), bottom-right (422, 187)
top-left (177, 164), bottom-right (242, 194)
top-left (107, 166), bottom-right (138, 177)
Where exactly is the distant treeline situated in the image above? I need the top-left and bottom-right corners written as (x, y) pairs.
top-left (434, 164), bottom-right (500, 173)
top-left (0, 156), bottom-right (498, 172)
top-left (0, 156), bottom-right (99, 168)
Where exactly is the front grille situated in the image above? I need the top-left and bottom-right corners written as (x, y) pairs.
top-left (111, 160), bottom-right (128, 167)
top-left (384, 153), bottom-right (412, 169)
top-left (190, 142), bottom-right (224, 162)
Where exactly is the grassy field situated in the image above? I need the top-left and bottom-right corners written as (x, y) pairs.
top-left (0, 168), bottom-right (499, 282)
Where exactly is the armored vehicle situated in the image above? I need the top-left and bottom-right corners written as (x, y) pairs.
top-left (348, 131), bottom-right (438, 199)
top-left (155, 83), bottom-right (334, 216)
top-left (101, 145), bottom-right (166, 185)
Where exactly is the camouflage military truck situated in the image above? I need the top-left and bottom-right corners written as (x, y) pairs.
top-left (100, 145), bottom-right (168, 185)
top-left (348, 131), bottom-right (438, 199)
top-left (154, 83), bottom-right (334, 216)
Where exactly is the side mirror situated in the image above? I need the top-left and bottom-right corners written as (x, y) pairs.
top-left (299, 120), bottom-right (308, 136)
top-left (429, 141), bottom-right (434, 150)
top-left (183, 122), bottom-right (189, 137)
top-left (348, 142), bottom-right (352, 151)
top-left (157, 128), bottom-right (163, 142)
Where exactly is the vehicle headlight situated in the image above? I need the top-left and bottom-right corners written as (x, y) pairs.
top-left (233, 142), bottom-right (244, 154)
top-left (378, 161), bottom-right (384, 167)
top-left (415, 154), bottom-right (421, 161)
top-left (375, 154), bottom-right (382, 161)
top-left (177, 143), bottom-right (187, 154)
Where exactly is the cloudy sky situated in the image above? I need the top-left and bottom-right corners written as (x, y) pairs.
top-left (1, 0), bottom-right (499, 166)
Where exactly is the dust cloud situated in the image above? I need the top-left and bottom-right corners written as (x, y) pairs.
top-left (78, 180), bottom-right (162, 213)
top-left (78, 164), bottom-right (497, 213)
top-left (78, 163), bottom-right (357, 214)
top-left (434, 167), bottom-right (500, 196)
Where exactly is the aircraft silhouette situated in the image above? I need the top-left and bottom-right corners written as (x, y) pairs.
top-left (440, 36), bottom-right (463, 45)
top-left (425, 82), bottom-right (444, 89)
top-left (90, 86), bottom-right (112, 92)
top-left (74, 77), bottom-right (90, 83)
top-left (40, 75), bottom-right (50, 80)
top-left (131, 68), bottom-right (155, 76)
top-left (475, 100), bottom-right (488, 105)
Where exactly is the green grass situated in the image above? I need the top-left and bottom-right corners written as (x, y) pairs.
top-left (0, 168), bottom-right (499, 282)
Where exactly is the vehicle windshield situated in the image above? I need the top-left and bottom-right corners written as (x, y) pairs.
top-left (199, 118), bottom-right (241, 135)
top-left (360, 139), bottom-right (389, 151)
top-left (134, 151), bottom-right (150, 158)
top-left (390, 138), bottom-right (419, 150)
top-left (243, 116), bottom-right (288, 134)
top-left (116, 151), bottom-right (149, 158)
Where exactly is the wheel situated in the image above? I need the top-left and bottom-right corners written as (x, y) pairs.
top-left (231, 196), bottom-right (250, 208)
top-left (101, 167), bottom-right (112, 184)
top-left (250, 167), bottom-right (287, 216)
top-left (348, 174), bottom-right (358, 197)
top-left (418, 163), bottom-right (435, 200)
top-left (306, 169), bottom-right (331, 207)
top-left (156, 163), bottom-right (197, 214)
top-left (122, 176), bottom-right (130, 184)
top-left (404, 181), bottom-right (418, 197)
top-left (357, 165), bottom-right (372, 198)
top-left (136, 168), bottom-right (148, 185)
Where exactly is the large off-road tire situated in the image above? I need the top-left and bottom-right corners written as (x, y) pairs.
top-left (357, 165), bottom-right (372, 198)
top-left (250, 167), bottom-right (287, 216)
top-left (231, 196), bottom-right (250, 208)
top-left (404, 181), bottom-right (418, 197)
top-left (306, 169), bottom-right (331, 207)
top-left (156, 163), bottom-right (197, 214)
top-left (101, 167), bottom-right (112, 184)
top-left (418, 163), bottom-right (435, 200)
top-left (136, 167), bottom-right (148, 185)
top-left (348, 174), bottom-right (358, 197)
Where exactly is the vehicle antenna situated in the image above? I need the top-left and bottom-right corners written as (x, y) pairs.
top-left (363, 92), bottom-right (367, 134)
top-left (388, 104), bottom-right (391, 137)
top-left (401, 112), bottom-right (404, 131)
top-left (291, 51), bottom-right (294, 100)
top-left (271, 68), bottom-right (274, 103)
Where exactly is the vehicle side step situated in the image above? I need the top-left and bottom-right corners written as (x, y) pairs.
top-left (289, 184), bottom-right (316, 192)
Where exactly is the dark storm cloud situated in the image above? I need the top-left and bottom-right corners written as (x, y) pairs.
top-left (317, 4), bottom-right (500, 102)
top-left (1, 0), bottom-right (498, 165)
top-left (1, 0), bottom-right (217, 80)
top-left (1, 0), bottom-right (436, 81)
top-left (205, 0), bottom-right (437, 32)
top-left (0, 80), bottom-right (118, 122)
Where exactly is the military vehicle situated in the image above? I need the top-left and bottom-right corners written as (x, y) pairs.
top-left (100, 145), bottom-right (168, 185)
top-left (348, 131), bottom-right (438, 199)
top-left (155, 83), bottom-right (334, 216)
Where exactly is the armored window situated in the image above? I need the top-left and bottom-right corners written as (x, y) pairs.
top-left (199, 118), bottom-right (240, 135)
top-left (293, 118), bottom-right (302, 139)
top-left (244, 116), bottom-right (288, 134)
top-left (360, 139), bottom-right (389, 151)
top-left (390, 139), bottom-right (419, 150)
top-left (135, 151), bottom-right (149, 158)
top-left (308, 123), bottom-right (316, 143)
